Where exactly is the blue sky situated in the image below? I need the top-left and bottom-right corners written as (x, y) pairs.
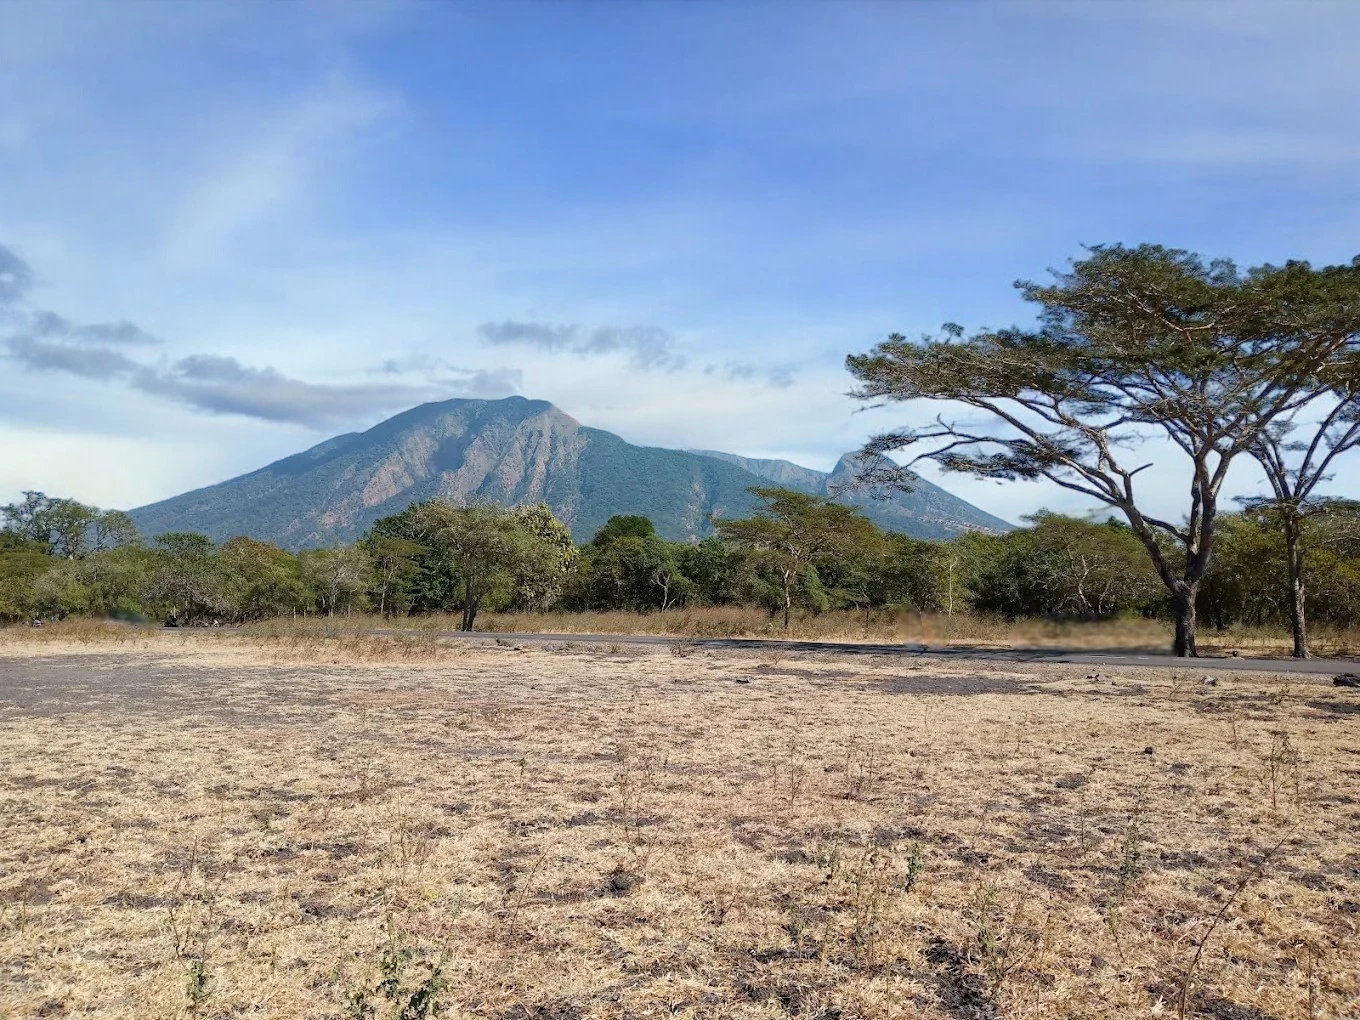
top-left (2, 1), bottom-right (1359, 523)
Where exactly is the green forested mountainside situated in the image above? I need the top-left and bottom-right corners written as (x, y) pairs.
top-left (128, 396), bottom-right (1011, 549)
top-left (692, 450), bottom-right (1013, 539)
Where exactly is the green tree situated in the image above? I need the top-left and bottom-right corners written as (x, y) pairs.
top-left (362, 534), bottom-right (426, 617)
top-left (91, 510), bottom-right (140, 553)
top-left (1199, 513), bottom-right (1283, 630)
top-left (868, 533), bottom-right (946, 612)
top-left (810, 530), bottom-right (887, 621)
top-left (0, 491), bottom-right (55, 546)
top-left (76, 544), bottom-right (153, 618)
top-left (963, 513), bottom-right (1161, 619)
top-left (0, 533), bottom-right (50, 621)
top-left (143, 533), bottom-right (226, 624)
top-left (1, 491), bottom-right (97, 558)
top-left (511, 503), bottom-right (578, 610)
top-left (1247, 439), bottom-right (1360, 658)
top-left (560, 534), bottom-right (690, 612)
top-left (715, 487), bottom-right (878, 628)
top-left (369, 506), bottom-right (461, 613)
top-left (219, 537), bottom-right (303, 621)
top-left (676, 537), bottom-right (741, 606)
top-left (45, 500), bottom-right (95, 559)
top-left (412, 501), bottom-right (557, 631)
top-left (1301, 506), bottom-right (1360, 627)
top-left (590, 515), bottom-right (656, 547)
top-left (32, 561), bottom-right (91, 618)
top-left (1235, 257), bottom-right (1360, 656)
top-left (849, 245), bottom-right (1360, 656)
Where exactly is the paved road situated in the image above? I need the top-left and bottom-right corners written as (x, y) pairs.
top-left (408, 628), bottom-right (1359, 676)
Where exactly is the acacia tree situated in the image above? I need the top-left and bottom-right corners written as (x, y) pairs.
top-left (1245, 406), bottom-right (1360, 658)
top-left (413, 501), bottom-right (556, 631)
top-left (363, 534), bottom-right (426, 617)
top-left (1233, 258), bottom-right (1360, 657)
top-left (848, 245), bottom-right (1360, 656)
top-left (715, 487), bottom-right (877, 629)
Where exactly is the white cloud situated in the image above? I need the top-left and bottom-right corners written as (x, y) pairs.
top-left (2, 0), bottom-right (1358, 532)
top-left (162, 77), bottom-right (396, 265)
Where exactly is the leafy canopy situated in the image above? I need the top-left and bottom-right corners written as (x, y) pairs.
top-left (591, 515), bottom-right (656, 547)
top-left (848, 244), bottom-right (1360, 654)
top-left (715, 487), bottom-right (876, 566)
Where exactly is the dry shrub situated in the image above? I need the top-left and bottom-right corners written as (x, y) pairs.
top-left (0, 617), bottom-right (153, 649)
top-left (238, 619), bottom-right (458, 664)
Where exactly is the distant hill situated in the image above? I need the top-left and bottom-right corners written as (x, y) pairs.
top-left (690, 450), bottom-right (1012, 539)
top-left (129, 396), bottom-right (1011, 548)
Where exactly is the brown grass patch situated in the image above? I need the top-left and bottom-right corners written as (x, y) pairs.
top-left (0, 635), bottom-right (1356, 1018)
top-left (474, 607), bottom-right (1360, 658)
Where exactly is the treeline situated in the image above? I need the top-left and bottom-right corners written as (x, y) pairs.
top-left (6, 488), bottom-right (1360, 637)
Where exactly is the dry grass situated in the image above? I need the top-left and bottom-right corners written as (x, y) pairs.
top-left (477, 607), bottom-right (1360, 659)
top-left (1, 632), bottom-right (1357, 1019)
top-left (0, 618), bottom-right (465, 666)
top-left (11, 609), bottom-right (1360, 660)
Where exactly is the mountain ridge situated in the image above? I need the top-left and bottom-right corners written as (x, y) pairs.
top-left (128, 396), bottom-right (1012, 548)
top-left (689, 449), bottom-right (1012, 537)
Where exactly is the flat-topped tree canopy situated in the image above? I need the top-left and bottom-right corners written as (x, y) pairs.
top-left (715, 486), bottom-right (878, 630)
top-left (848, 244), bottom-right (1360, 657)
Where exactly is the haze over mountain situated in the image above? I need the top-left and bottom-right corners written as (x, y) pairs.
top-left (128, 397), bottom-right (1012, 548)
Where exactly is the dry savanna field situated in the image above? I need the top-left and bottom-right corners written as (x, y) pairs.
top-left (0, 625), bottom-right (1357, 1019)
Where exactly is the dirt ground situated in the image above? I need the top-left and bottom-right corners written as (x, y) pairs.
top-left (0, 632), bottom-right (1357, 1019)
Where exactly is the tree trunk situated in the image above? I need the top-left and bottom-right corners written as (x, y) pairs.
top-left (1173, 584), bottom-right (1199, 658)
top-left (1284, 521), bottom-right (1308, 659)
top-left (782, 569), bottom-right (792, 630)
top-left (462, 577), bottom-right (478, 632)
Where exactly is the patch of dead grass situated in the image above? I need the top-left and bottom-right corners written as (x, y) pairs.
top-left (0, 637), bottom-right (1356, 1018)
top-left (251, 607), bottom-right (1360, 658)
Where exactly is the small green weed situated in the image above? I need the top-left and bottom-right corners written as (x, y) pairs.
top-left (345, 931), bottom-right (447, 1020)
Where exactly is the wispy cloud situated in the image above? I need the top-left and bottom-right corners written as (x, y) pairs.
top-left (0, 244), bottom-right (34, 304)
top-left (478, 320), bottom-right (688, 372)
top-left (7, 335), bottom-right (141, 379)
top-left (162, 77), bottom-right (396, 265)
top-left (29, 310), bottom-right (161, 345)
top-left (374, 354), bottom-right (523, 399)
top-left (1, 242), bottom-right (518, 429)
top-left (131, 354), bottom-right (437, 427)
top-left (5, 332), bottom-right (442, 429)
top-left (705, 360), bottom-right (797, 389)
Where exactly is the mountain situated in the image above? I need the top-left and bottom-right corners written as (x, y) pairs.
top-left (690, 450), bottom-right (1012, 539)
top-left (128, 396), bottom-right (1011, 548)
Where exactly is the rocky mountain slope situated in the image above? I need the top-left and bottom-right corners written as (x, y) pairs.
top-left (129, 396), bottom-right (1011, 547)
top-left (690, 450), bottom-right (1012, 539)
